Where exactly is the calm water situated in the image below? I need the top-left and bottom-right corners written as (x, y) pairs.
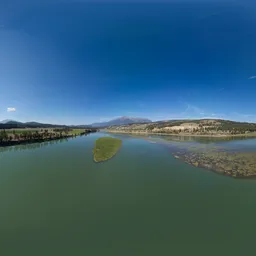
top-left (1, 133), bottom-right (256, 256)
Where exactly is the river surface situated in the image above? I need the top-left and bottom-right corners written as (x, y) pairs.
top-left (1, 133), bottom-right (256, 256)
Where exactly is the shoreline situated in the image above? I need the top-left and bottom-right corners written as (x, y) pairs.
top-left (108, 130), bottom-right (256, 178)
top-left (174, 155), bottom-right (256, 179)
top-left (173, 152), bottom-right (256, 179)
top-left (0, 129), bottom-right (98, 148)
top-left (0, 134), bottom-right (78, 148)
top-left (106, 130), bottom-right (256, 138)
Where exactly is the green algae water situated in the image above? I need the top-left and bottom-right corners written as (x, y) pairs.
top-left (1, 133), bottom-right (256, 256)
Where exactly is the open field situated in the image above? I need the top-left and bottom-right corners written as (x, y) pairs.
top-left (5, 128), bottom-right (85, 135)
top-left (69, 129), bottom-right (85, 135)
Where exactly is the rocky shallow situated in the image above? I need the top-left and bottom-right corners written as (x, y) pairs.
top-left (173, 151), bottom-right (256, 178)
top-left (120, 133), bottom-right (256, 178)
top-left (135, 135), bottom-right (256, 178)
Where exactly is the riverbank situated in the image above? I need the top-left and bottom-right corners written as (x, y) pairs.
top-left (0, 134), bottom-right (77, 147)
top-left (0, 128), bottom-right (97, 148)
top-left (107, 130), bottom-right (256, 138)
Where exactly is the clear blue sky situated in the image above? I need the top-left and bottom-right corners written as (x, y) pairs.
top-left (1, 0), bottom-right (256, 124)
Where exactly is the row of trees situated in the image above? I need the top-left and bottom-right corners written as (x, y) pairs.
top-left (0, 129), bottom-right (73, 144)
top-left (0, 127), bottom-right (99, 145)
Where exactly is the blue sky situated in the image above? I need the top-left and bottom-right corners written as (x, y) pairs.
top-left (1, 0), bottom-right (256, 124)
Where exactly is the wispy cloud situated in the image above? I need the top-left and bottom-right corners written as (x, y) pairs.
top-left (151, 101), bottom-right (228, 122)
top-left (231, 112), bottom-right (256, 123)
top-left (98, 116), bottom-right (120, 122)
top-left (181, 103), bottom-right (205, 116)
top-left (7, 107), bottom-right (16, 112)
top-left (248, 76), bottom-right (256, 79)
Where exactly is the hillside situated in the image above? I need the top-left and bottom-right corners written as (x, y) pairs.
top-left (107, 119), bottom-right (256, 136)
top-left (90, 116), bottom-right (152, 127)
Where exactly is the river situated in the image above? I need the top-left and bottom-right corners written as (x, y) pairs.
top-left (1, 132), bottom-right (256, 256)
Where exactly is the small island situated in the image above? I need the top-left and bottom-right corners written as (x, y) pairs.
top-left (93, 137), bottom-right (122, 163)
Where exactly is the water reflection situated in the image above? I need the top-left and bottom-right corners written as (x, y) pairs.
top-left (0, 138), bottom-right (69, 154)
top-left (0, 133), bottom-right (94, 154)
top-left (126, 133), bottom-right (256, 151)
top-left (146, 134), bottom-right (256, 144)
top-left (123, 133), bottom-right (256, 178)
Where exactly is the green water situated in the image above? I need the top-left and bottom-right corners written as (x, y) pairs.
top-left (1, 133), bottom-right (256, 256)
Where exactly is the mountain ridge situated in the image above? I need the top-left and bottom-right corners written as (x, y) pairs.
top-left (0, 119), bottom-right (17, 124)
top-left (0, 120), bottom-right (91, 129)
top-left (90, 116), bottom-right (152, 127)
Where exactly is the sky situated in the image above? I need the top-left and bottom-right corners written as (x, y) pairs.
top-left (1, 0), bottom-right (256, 124)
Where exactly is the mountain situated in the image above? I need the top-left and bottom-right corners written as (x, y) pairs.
top-left (0, 120), bottom-right (69, 129)
top-left (0, 119), bottom-right (16, 124)
top-left (90, 116), bottom-right (152, 127)
top-left (24, 122), bottom-right (63, 128)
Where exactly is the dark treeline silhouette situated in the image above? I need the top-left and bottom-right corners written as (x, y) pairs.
top-left (0, 128), bottom-right (98, 147)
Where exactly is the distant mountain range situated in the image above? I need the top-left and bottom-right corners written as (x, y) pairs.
top-left (0, 116), bottom-right (152, 129)
top-left (0, 119), bottom-right (17, 124)
top-left (90, 116), bottom-right (152, 127)
top-left (0, 120), bottom-right (91, 129)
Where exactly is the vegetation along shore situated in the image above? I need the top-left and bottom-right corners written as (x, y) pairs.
top-left (107, 119), bottom-right (256, 137)
top-left (0, 128), bottom-right (97, 147)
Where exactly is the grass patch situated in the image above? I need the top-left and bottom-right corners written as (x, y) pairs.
top-left (68, 129), bottom-right (84, 135)
top-left (93, 137), bottom-right (122, 163)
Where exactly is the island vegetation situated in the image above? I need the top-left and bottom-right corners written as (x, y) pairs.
top-left (93, 137), bottom-right (122, 162)
top-left (0, 128), bottom-right (98, 147)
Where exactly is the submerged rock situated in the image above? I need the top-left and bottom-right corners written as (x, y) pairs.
top-left (173, 149), bottom-right (256, 178)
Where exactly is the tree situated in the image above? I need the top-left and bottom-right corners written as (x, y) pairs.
top-left (14, 133), bottom-right (20, 141)
top-left (0, 130), bottom-right (8, 143)
top-left (34, 131), bottom-right (40, 139)
top-left (0, 131), bottom-right (4, 143)
top-left (21, 131), bottom-right (28, 140)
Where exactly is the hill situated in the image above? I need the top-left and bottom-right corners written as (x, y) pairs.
top-left (0, 119), bottom-right (17, 124)
top-left (107, 119), bottom-right (256, 136)
top-left (90, 116), bottom-right (152, 127)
